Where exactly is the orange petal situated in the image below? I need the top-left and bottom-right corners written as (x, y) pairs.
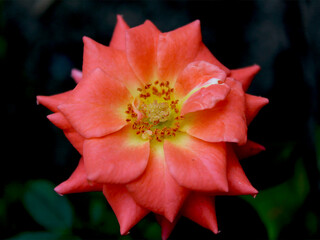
top-left (182, 78), bottom-right (247, 145)
top-left (71, 68), bottom-right (82, 84)
top-left (182, 193), bottom-right (218, 234)
top-left (54, 158), bottom-right (102, 195)
top-left (47, 112), bottom-right (71, 130)
top-left (82, 37), bottom-right (141, 91)
top-left (58, 68), bottom-right (130, 138)
top-left (103, 184), bottom-right (149, 235)
top-left (229, 64), bottom-right (260, 91)
top-left (37, 90), bottom-right (72, 113)
top-left (164, 133), bottom-right (228, 192)
top-left (224, 145), bottom-right (258, 196)
top-left (47, 112), bottom-right (85, 154)
top-left (156, 214), bottom-right (179, 240)
top-left (245, 94), bottom-right (269, 125)
top-left (180, 84), bottom-right (230, 115)
top-left (233, 140), bottom-right (265, 160)
top-left (126, 145), bottom-right (189, 222)
top-left (194, 43), bottom-right (230, 74)
top-left (83, 125), bottom-right (150, 184)
top-left (109, 15), bottom-right (130, 51)
top-left (126, 20), bottom-right (160, 83)
top-left (157, 20), bottom-right (202, 83)
top-left (175, 61), bottom-right (227, 98)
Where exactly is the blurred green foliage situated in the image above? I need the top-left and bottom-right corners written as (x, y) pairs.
top-left (23, 180), bottom-right (73, 232)
top-left (242, 159), bottom-right (309, 240)
top-left (3, 180), bottom-right (161, 240)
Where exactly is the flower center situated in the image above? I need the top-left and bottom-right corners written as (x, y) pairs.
top-left (125, 81), bottom-right (184, 142)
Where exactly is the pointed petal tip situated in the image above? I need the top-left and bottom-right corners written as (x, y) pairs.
top-left (82, 36), bottom-right (98, 48)
top-left (54, 185), bottom-right (64, 196)
top-left (120, 228), bottom-right (130, 236)
top-left (252, 189), bottom-right (259, 198)
top-left (36, 95), bottom-right (41, 105)
top-left (36, 95), bottom-right (46, 106)
top-left (71, 68), bottom-right (83, 83)
top-left (116, 14), bottom-right (125, 21)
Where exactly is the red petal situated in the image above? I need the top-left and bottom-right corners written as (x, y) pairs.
top-left (164, 133), bottom-right (228, 192)
top-left (58, 68), bottom-right (130, 138)
top-left (194, 43), bottom-right (230, 74)
top-left (175, 61), bottom-right (227, 97)
top-left (182, 78), bottom-right (247, 145)
top-left (47, 113), bottom-right (85, 154)
top-left (126, 145), bottom-right (189, 222)
top-left (47, 112), bottom-right (71, 130)
top-left (181, 84), bottom-right (230, 115)
top-left (245, 94), bottom-right (269, 125)
top-left (233, 140), bottom-right (265, 160)
top-left (71, 68), bottom-right (82, 84)
top-left (54, 158), bottom-right (102, 195)
top-left (229, 64), bottom-right (260, 91)
top-left (156, 214), bottom-right (179, 240)
top-left (109, 15), bottom-right (130, 51)
top-left (82, 37), bottom-right (141, 90)
top-left (83, 126), bottom-right (150, 184)
top-left (224, 145), bottom-right (258, 196)
top-left (37, 91), bottom-right (72, 112)
top-left (182, 193), bottom-right (218, 234)
top-left (157, 20), bottom-right (202, 83)
top-left (103, 184), bottom-right (149, 235)
top-left (126, 20), bottom-right (160, 83)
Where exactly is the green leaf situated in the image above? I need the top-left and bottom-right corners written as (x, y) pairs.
top-left (143, 222), bottom-right (161, 240)
top-left (242, 159), bottom-right (309, 240)
top-left (22, 180), bottom-right (73, 232)
top-left (315, 124), bottom-right (320, 171)
top-left (6, 232), bottom-right (82, 240)
top-left (6, 231), bottom-right (60, 240)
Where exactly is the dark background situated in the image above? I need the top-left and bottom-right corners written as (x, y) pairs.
top-left (1, 0), bottom-right (320, 239)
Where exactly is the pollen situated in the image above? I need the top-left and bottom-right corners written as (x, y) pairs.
top-left (125, 80), bottom-right (183, 142)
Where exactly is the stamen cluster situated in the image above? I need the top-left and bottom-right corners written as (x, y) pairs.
top-left (125, 81), bottom-right (184, 142)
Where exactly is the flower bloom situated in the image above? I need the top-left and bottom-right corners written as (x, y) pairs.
top-left (37, 15), bottom-right (268, 239)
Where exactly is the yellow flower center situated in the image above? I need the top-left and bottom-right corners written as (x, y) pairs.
top-left (125, 81), bottom-right (184, 142)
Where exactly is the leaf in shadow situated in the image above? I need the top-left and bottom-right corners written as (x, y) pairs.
top-left (242, 159), bottom-right (309, 240)
top-left (22, 180), bottom-right (73, 232)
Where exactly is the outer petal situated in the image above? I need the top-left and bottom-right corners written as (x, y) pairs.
top-left (229, 64), bottom-right (260, 91)
top-left (156, 214), bottom-right (179, 240)
top-left (83, 125), bottom-right (150, 184)
top-left (126, 144), bottom-right (189, 222)
top-left (47, 112), bottom-right (71, 130)
top-left (194, 43), bottom-right (230, 74)
top-left (182, 78), bottom-right (247, 145)
top-left (126, 20), bottom-right (160, 83)
top-left (245, 94), bottom-right (269, 125)
top-left (54, 158), bottom-right (102, 195)
top-left (182, 193), bottom-right (218, 234)
top-left (37, 91), bottom-right (72, 113)
top-left (82, 37), bottom-right (141, 91)
top-left (164, 133), bottom-right (228, 192)
top-left (47, 112), bottom-right (85, 154)
top-left (233, 140), bottom-right (265, 160)
top-left (58, 68), bottom-right (131, 138)
top-left (103, 184), bottom-right (149, 235)
top-left (109, 15), bottom-right (130, 51)
top-left (71, 68), bottom-right (83, 84)
top-left (157, 20), bottom-right (202, 83)
top-left (224, 145), bottom-right (258, 196)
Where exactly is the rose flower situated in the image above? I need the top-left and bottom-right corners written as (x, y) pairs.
top-left (37, 15), bottom-right (268, 239)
